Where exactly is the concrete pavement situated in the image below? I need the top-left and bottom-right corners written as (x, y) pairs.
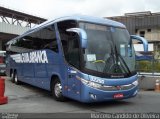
top-left (0, 77), bottom-right (160, 114)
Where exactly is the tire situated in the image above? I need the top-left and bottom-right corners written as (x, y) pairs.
top-left (51, 78), bottom-right (66, 101)
top-left (10, 71), bottom-right (14, 83)
top-left (13, 71), bottom-right (20, 85)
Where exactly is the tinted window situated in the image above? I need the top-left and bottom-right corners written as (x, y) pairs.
top-left (10, 25), bottom-right (58, 53)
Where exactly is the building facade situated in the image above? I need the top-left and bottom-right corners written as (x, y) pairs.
top-left (0, 6), bottom-right (46, 51)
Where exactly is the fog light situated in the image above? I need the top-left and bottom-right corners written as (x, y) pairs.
top-left (90, 93), bottom-right (97, 100)
top-left (133, 90), bottom-right (138, 96)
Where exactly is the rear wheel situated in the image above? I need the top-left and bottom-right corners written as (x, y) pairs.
top-left (13, 71), bottom-right (20, 85)
top-left (51, 78), bottom-right (66, 101)
top-left (10, 71), bottom-right (14, 83)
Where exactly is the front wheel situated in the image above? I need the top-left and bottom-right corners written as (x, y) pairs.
top-left (51, 78), bottom-right (66, 101)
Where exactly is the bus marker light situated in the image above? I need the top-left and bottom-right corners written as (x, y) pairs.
top-left (64, 86), bottom-right (68, 90)
top-left (133, 90), bottom-right (138, 96)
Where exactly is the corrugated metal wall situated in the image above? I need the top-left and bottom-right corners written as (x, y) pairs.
top-left (108, 13), bottom-right (160, 35)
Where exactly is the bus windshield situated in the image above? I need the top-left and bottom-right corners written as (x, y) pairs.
top-left (79, 22), bottom-right (136, 76)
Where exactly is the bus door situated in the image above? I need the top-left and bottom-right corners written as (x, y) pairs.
top-left (57, 20), bottom-right (81, 100)
top-left (64, 35), bottom-right (81, 100)
top-left (67, 66), bottom-right (81, 100)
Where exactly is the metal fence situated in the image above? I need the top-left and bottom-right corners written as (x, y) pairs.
top-left (136, 59), bottom-right (160, 75)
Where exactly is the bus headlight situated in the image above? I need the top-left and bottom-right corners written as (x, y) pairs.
top-left (132, 80), bottom-right (138, 86)
top-left (80, 77), bottom-right (102, 89)
top-left (88, 81), bottom-right (102, 89)
top-left (81, 78), bottom-right (89, 85)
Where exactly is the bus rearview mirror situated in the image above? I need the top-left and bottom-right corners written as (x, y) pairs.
top-left (130, 35), bottom-right (148, 52)
top-left (66, 28), bottom-right (87, 48)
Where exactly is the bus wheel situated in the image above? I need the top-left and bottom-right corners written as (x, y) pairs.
top-left (14, 72), bottom-right (20, 85)
top-left (51, 78), bottom-right (66, 101)
top-left (11, 71), bottom-right (14, 83)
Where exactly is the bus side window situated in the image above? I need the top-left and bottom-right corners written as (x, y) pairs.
top-left (40, 25), bottom-right (59, 52)
top-left (10, 38), bottom-right (33, 53)
top-left (14, 25), bottom-right (59, 53)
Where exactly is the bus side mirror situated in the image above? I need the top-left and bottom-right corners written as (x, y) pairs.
top-left (130, 35), bottom-right (148, 52)
top-left (66, 28), bottom-right (87, 48)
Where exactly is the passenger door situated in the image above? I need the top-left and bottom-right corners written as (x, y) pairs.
top-left (66, 35), bottom-right (81, 100)
top-left (57, 20), bottom-right (81, 100)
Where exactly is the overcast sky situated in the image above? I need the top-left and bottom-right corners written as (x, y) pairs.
top-left (0, 0), bottom-right (160, 20)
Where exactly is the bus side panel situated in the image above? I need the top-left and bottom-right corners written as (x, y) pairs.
top-left (33, 49), bottom-right (65, 91)
top-left (22, 63), bottom-right (34, 77)
top-left (33, 63), bottom-right (68, 92)
top-left (43, 50), bottom-right (68, 95)
top-left (17, 63), bottom-right (23, 77)
top-left (35, 64), bottom-right (47, 78)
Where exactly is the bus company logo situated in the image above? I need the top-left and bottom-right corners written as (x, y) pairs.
top-left (11, 50), bottom-right (48, 63)
top-left (116, 86), bottom-right (121, 90)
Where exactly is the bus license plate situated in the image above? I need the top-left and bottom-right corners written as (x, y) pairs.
top-left (113, 93), bottom-right (124, 99)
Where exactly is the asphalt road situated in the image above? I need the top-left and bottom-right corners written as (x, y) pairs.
top-left (0, 77), bottom-right (160, 115)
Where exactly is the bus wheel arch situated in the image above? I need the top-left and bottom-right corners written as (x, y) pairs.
top-left (50, 75), bottom-right (66, 101)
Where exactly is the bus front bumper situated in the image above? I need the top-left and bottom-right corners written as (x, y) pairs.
top-left (80, 83), bottom-right (138, 103)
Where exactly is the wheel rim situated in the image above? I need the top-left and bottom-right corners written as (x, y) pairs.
top-left (11, 72), bottom-right (14, 82)
top-left (15, 74), bottom-right (18, 83)
top-left (54, 82), bottom-right (62, 98)
top-left (11, 72), bottom-right (14, 78)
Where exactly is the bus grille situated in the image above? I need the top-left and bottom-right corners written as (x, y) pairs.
top-left (100, 84), bottom-right (135, 91)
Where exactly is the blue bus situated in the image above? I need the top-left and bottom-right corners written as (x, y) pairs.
top-left (6, 15), bottom-right (148, 103)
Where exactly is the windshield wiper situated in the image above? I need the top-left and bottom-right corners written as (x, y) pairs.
top-left (117, 53), bottom-right (131, 75)
top-left (103, 45), bottom-right (124, 74)
top-left (114, 45), bottom-right (131, 75)
top-left (103, 44), bottom-right (116, 73)
top-left (103, 40), bottom-right (131, 75)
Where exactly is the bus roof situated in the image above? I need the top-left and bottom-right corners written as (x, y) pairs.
top-left (31, 15), bottom-right (126, 31)
top-left (7, 15), bottom-right (126, 45)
